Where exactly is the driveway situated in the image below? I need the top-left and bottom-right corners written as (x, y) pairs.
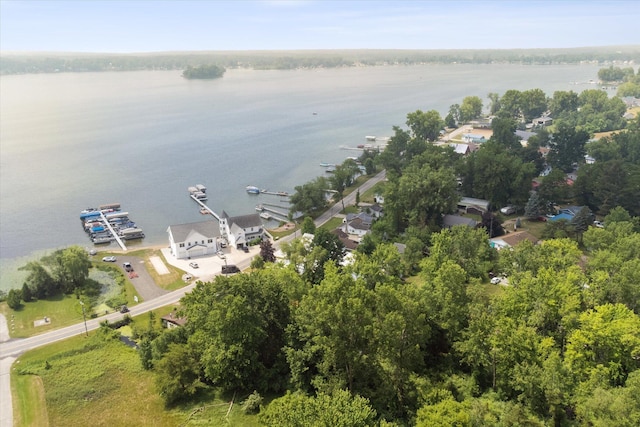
top-left (117, 255), bottom-right (168, 301)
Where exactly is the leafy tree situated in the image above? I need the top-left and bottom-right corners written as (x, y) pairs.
top-left (548, 121), bottom-right (589, 172)
top-left (154, 343), bottom-right (201, 406)
top-left (447, 103), bottom-right (461, 127)
top-left (259, 390), bottom-right (377, 427)
top-left (330, 159), bottom-right (361, 195)
top-left (520, 88), bottom-right (547, 122)
top-left (6, 288), bottom-right (22, 309)
top-left (537, 168), bottom-right (571, 206)
top-left (487, 92), bottom-right (501, 115)
top-left (260, 239), bottom-right (276, 263)
top-left (406, 109), bottom-right (444, 142)
top-left (19, 261), bottom-right (57, 298)
top-left (499, 89), bottom-right (522, 120)
top-left (549, 90), bottom-right (579, 118)
top-left (490, 117), bottom-right (521, 152)
top-left (416, 395), bottom-right (470, 427)
top-left (181, 270), bottom-right (293, 393)
top-left (378, 126), bottom-right (411, 175)
top-left (182, 64), bottom-right (225, 79)
top-left (300, 216), bottom-right (316, 235)
top-left (241, 390), bottom-right (263, 415)
top-left (459, 96), bottom-right (483, 123)
top-left (422, 226), bottom-right (495, 281)
top-left (290, 176), bottom-right (329, 217)
top-left (564, 303), bottom-right (640, 387)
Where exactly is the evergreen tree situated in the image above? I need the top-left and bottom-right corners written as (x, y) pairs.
top-left (21, 282), bottom-right (33, 302)
top-left (6, 288), bottom-right (22, 309)
top-left (524, 192), bottom-right (542, 219)
top-left (260, 239), bottom-right (276, 263)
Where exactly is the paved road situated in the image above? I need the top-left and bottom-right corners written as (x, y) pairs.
top-left (0, 170), bottom-right (387, 427)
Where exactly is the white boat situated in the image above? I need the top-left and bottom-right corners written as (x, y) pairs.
top-left (260, 212), bottom-right (271, 220)
top-left (319, 162), bottom-right (334, 167)
top-left (365, 136), bottom-right (376, 141)
top-left (246, 185), bottom-right (260, 194)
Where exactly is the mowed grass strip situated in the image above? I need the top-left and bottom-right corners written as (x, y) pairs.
top-left (13, 329), bottom-right (261, 426)
top-left (1, 295), bottom-right (86, 338)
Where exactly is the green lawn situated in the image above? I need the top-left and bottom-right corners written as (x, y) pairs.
top-left (1, 295), bottom-right (86, 339)
top-left (12, 324), bottom-right (261, 427)
top-left (319, 217), bottom-right (344, 232)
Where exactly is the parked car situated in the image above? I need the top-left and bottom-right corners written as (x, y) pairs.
top-left (593, 220), bottom-right (605, 228)
top-left (102, 256), bottom-right (116, 262)
top-left (243, 246), bottom-right (250, 253)
top-left (222, 265), bottom-right (240, 274)
top-left (123, 262), bottom-right (133, 272)
top-left (500, 205), bottom-right (516, 215)
top-left (217, 251), bottom-right (226, 259)
top-left (189, 262), bottom-right (199, 268)
top-left (491, 277), bottom-right (501, 285)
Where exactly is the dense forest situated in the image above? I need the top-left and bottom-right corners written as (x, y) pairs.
top-left (133, 80), bottom-right (640, 425)
top-left (1, 46), bottom-right (639, 75)
top-left (181, 64), bottom-right (225, 79)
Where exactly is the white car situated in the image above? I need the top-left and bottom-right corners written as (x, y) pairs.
top-left (500, 206), bottom-right (516, 215)
top-left (593, 221), bottom-right (604, 228)
top-left (102, 256), bottom-right (116, 262)
top-left (217, 251), bottom-right (226, 259)
top-left (490, 277), bottom-right (501, 284)
top-left (189, 262), bottom-right (199, 268)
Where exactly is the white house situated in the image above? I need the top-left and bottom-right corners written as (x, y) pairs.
top-left (219, 211), bottom-right (264, 249)
top-left (167, 220), bottom-right (220, 259)
top-left (342, 212), bottom-right (373, 237)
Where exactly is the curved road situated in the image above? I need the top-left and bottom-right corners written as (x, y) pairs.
top-left (0, 170), bottom-right (387, 427)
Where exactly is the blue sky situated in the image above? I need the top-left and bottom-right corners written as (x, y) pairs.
top-left (1, 0), bottom-right (638, 52)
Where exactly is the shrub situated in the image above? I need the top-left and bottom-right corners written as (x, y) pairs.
top-left (241, 391), bottom-right (263, 414)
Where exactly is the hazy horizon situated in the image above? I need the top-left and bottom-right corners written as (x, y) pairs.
top-left (1, 1), bottom-right (639, 53)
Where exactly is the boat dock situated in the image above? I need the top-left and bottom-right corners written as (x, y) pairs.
top-left (99, 211), bottom-right (127, 251)
top-left (260, 189), bottom-right (290, 198)
top-left (79, 203), bottom-right (144, 249)
top-left (259, 205), bottom-right (289, 221)
top-left (190, 195), bottom-right (220, 221)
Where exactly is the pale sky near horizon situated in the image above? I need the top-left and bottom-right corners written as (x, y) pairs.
top-left (1, 0), bottom-right (639, 53)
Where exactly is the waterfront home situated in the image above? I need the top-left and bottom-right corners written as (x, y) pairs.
top-left (167, 220), bottom-right (220, 259)
top-left (219, 211), bottom-right (264, 249)
top-left (342, 212), bottom-right (374, 237)
top-left (161, 312), bottom-right (187, 329)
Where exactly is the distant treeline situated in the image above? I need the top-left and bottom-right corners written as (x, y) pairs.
top-left (1, 46), bottom-right (639, 75)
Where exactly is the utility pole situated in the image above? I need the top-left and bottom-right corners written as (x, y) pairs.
top-left (79, 301), bottom-right (88, 337)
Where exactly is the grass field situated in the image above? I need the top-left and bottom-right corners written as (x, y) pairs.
top-left (12, 325), bottom-right (261, 426)
top-left (0, 295), bottom-right (86, 339)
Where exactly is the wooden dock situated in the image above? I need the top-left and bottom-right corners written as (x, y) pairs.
top-left (99, 211), bottom-right (127, 251)
top-left (260, 190), bottom-right (290, 198)
top-left (190, 195), bottom-right (220, 221)
top-left (261, 206), bottom-right (289, 221)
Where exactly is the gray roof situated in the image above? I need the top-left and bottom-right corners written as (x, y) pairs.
top-left (443, 214), bottom-right (477, 228)
top-left (229, 213), bottom-right (262, 229)
top-left (515, 130), bottom-right (536, 141)
top-left (168, 220), bottom-right (220, 242)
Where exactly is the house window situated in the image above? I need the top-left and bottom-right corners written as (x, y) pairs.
top-left (207, 239), bottom-right (213, 243)
top-left (202, 240), bottom-right (204, 244)
top-left (179, 243), bottom-right (185, 248)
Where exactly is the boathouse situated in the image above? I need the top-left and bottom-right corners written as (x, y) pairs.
top-left (166, 221), bottom-right (220, 260)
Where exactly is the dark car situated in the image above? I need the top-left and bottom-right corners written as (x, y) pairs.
top-left (123, 262), bottom-right (133, 272)
top-left (222, 265), bottom-right (240, 274)
top-left (120, 305), bottom-right (129, 313)
top-left (243, 246), bottom-right (249, 253)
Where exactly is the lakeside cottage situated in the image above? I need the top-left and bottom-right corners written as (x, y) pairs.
top-left (166, 220), bottom-right (220, 260)
top-left (342, 212), bottom-right (374, 237)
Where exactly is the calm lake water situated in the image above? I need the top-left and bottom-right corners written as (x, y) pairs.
top-left (0, 63), bottom-right (602, 290)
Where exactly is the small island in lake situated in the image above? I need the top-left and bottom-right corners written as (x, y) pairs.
top-left (182, 64), bottom-right (225, 79)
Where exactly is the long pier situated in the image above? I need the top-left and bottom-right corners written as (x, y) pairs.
top-left (260, 190), bottom-right (290, 198)
top-left (190, 195), bottom-right (220, 221)
top-left (99, 211), bottom-right (127, 251)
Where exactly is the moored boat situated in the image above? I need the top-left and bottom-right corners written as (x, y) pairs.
top-left (246, 186), bottom-right (260, 194)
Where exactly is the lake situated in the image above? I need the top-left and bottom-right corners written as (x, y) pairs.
top-left (0, 63), bottom-right (603, 291)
